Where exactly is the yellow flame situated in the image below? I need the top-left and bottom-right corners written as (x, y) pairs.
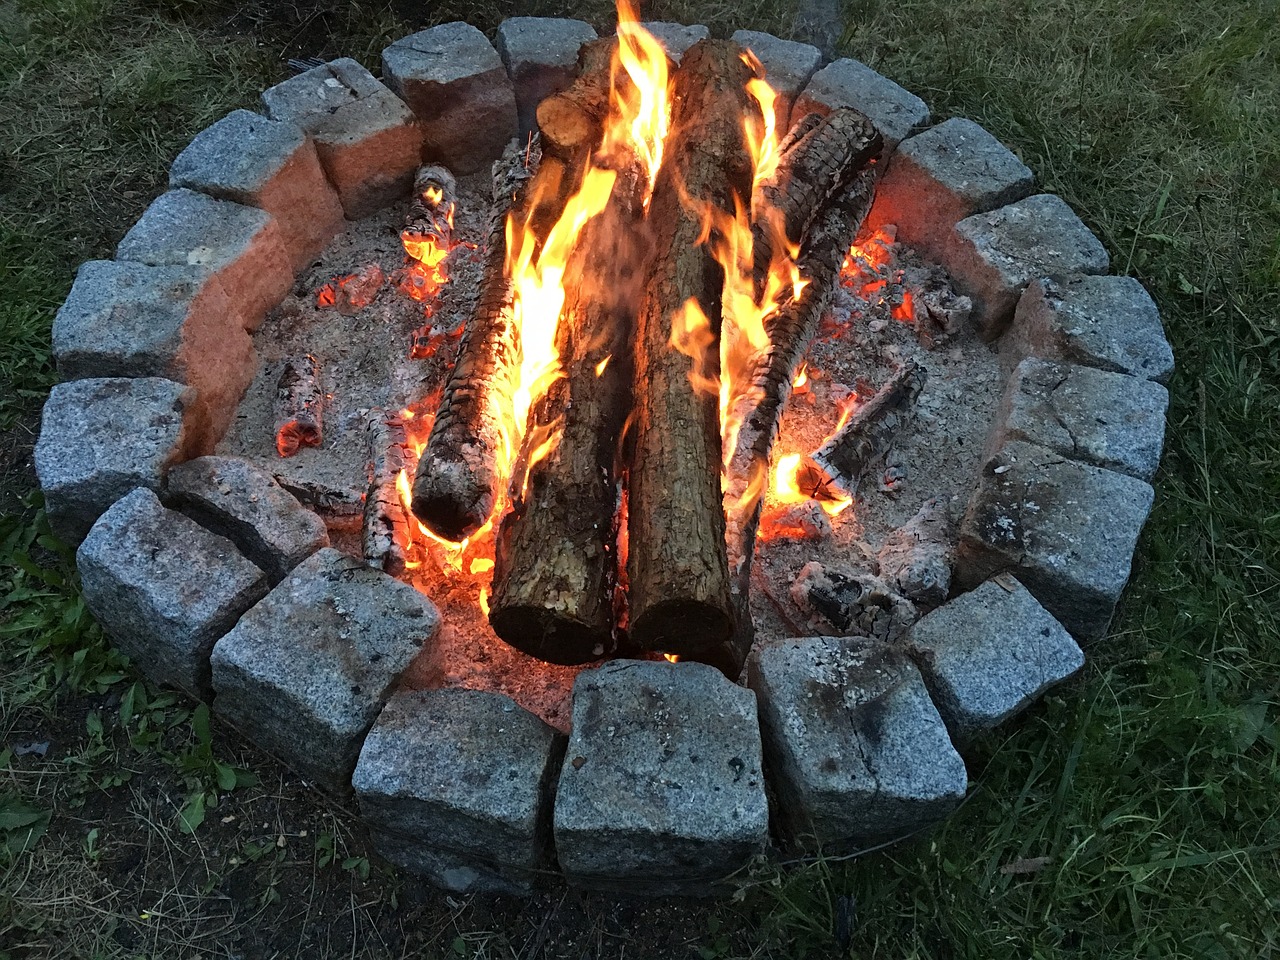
top-left (605, 0), bottom-right (672, 199)
top-left (595, 355), bottom-right (611, 377)
top-left (773, 453), bottom-right (805, 503)
top-left (669, 299), bottom-right (720, 399)
top-left (469, 557), bottom-right (494, 575)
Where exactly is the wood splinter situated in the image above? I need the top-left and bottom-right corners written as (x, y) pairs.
top-left (797, 359), bottom-right (928, 498)
top-left (362, 409), bottom-right (412, 576)
top-left (274, 354), bottom-right (324, 457)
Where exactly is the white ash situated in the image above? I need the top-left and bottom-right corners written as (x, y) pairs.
top-left (749, 226), bottom-right (1002, 646)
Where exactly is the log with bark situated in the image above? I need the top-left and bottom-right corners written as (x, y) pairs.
top-left (408, 140), bottom-right (540, 541)
top-left (274, 354), bottom-right (324, 457)
top-left (797, 358), bottom-right (927, 498)
top-left (362, 409), bottom-right (412, 576)
top-left (721, 166), bottom-right (881, 673)
top-left (488, 163), bottom-right (646, 664)
top-left (626, 40), bottom-right (755, 667)
top-left (751, 108), bottom-right (882, 292)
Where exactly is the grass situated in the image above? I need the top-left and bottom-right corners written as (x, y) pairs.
top-left (2, 0), bottom-right (1278, 955)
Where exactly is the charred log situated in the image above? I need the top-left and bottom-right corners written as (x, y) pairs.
top-left (722, 167), bottom-right (880, 673)
top-left (752, 108), bottom-right (882, 291)
top-left (274, 354), bottom-right (324, 457)
top-left (409, 141), bottom-right (541, 541)
top-left (627, 40), bottom-right (755, 668)
top-left (791, 561), bottom-right (917, 642)
top-left (402, 164), bottom-right (456, 261)
top-left (798, 359), bottom-right (927, 498)
top-left (489, 165), bottom-right (646, 664)
top-left (361, 409), bottom-right (412, 576)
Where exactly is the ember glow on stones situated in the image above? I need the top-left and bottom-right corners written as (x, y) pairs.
top-left (38, 2), bottom-right (1171, 896)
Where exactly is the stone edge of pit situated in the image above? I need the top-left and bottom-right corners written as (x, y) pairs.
top-left (32, 19), bottom-right (1173, 897)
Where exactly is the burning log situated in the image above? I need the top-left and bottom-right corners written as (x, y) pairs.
top-left (627, 40), bottom-right (755, 666)
top-left (361, 409), bottom-right (412, 576)
top-left (274, 354), bottom-right (324, 457)
top-left (722, 167), bottom-right (881, 673)
top-left (488, 166), bottom-right (646, 664)
top-left (409, 140), bottom-right (541, 541)
top-left (535, 39), bottom-right (615, 164)
top-left (797, 359), bottom-right (927, 498)
top-left (402, 165), bottom-right (456, 259)
top-left (752, 108), bottom-right (882, 292)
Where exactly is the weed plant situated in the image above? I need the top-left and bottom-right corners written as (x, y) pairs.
top-left (1, 0), bottom-right (1276, 956)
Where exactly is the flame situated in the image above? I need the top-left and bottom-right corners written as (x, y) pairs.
top-left (595, 355), bottom-right (611, 377)
top-left (469, 557), bottom-right (494, 575)
top-left (604, 0), bottom-right (671, 199)
top-left (663, 653), bottom-right (680, 663)
top-left (792, 363), bottom-right (808, 391)
top-left (669, 298), bottom-right (719, 398)
top-left (742, 54), bottom-right (781, 190)
top-left (769, 451), bottom-right (854, 519)
top-left (478, 585), bottom-right (491, 617)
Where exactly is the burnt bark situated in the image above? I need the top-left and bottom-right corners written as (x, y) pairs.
top-left (402, 164), bottom-right (456, 258)
top-left (752, 108), bottom-right (882, 291)
top-left (798, 358), bottom-right (928, 497)
top-left (409, 141), bottom-right (541, 541)
top-left (626, 40), bottom-right (755, 668)
top-left (722, 166), bottom-right (880, 673)
top-left (488, 165), bottom-right (646, 664)
top-left (362, 409), bottom-right (412, 576)
top-left (274, 354), bottom-right (324, 457)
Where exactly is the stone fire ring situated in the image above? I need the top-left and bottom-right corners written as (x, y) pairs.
top-left (34, 19), bottom-right (1173, 896)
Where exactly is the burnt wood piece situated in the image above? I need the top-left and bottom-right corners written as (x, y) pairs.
top-left (798, 358), bottom-right (928, 498)
top-left (402, 164), bottom-right (456, 257)
top-left (274, 354), bottom-right (324, 457)
top-left (535, 38), bottom-right (615, 164)
top-left (489, 164), bottom-right (646, 664)
top-left (722, 167), bottom-right (880, 673)
top-left (790, 561), bottom-right (918, 642)
top-left (627, 40), bottom-right (755, 669)
top-left (409, 140), bottom-right (541, 541)
top-left (751, 108), bottom-right (882, 292)
top-left (361, 409), bottom-right (411, 576)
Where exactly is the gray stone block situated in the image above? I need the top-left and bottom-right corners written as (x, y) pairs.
top-left (748, 635), bottom-right (967, 849)
top-left (210, 548), bottom-right (437, 795)
top-left (731, 31), bottom-right (824, 130)
top-left (956, 440), bottom-right (1154, 641)
top-left (641, 22), bottom-right (710, 63)
top-left (115, 188), bottom-right (292, 332)
top-left (383, 23), bottom-right (518, 175)
top-left (353, 689), bottom-right (564, 895)
top-left (261, 58), bottom-right (424, 220)
top-left (866, 117), bottom-right (1035, 263)
top-left (496, 17), bottom-right (597, 138)
top-left (990, 357), bottom-right (1169, 481)
top-left (78, 488), bottom-right (268, 699)
top-left (908, 576), bottom-right (1083, 741)
top-left (949, 194), bottom-right (1110, 339)
top-left (169, 108), bottom-right (345, 270)
top-left (554, 660), bottom-right (769, 895)
top-left (165, 455), bottom-right (329, 583)
top-left (793, 57), bottom-right (930, 150)
top-left (35, 377), bottom-right (194, 544)
top-left (1004, 275), bottom-right (1174, 384)
top-left (51, 260), bottom-right (255, 455)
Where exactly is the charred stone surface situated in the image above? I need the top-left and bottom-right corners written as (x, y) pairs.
top-left (554, 661), bottom-right (769, 895)
top-left (749, 635), bottom-right (967, 850)
top-left (956, 440), bottom-right (1154, 640)
top-left (353, 689), bottom-right (564, 896)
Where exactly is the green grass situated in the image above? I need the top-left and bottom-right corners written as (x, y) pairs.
top-left (2, 0), bottom-right (1277, 955)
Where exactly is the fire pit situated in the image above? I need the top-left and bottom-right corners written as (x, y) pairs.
top-left (35, 7), bottom-right (1171, 897)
